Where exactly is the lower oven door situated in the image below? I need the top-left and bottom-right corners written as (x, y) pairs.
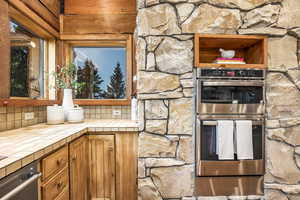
top-left (196, 118), bottom-right (265, 176)
top-left (0, 161), bottom-right (41, 200)
top-left (197, 80), bottom-right (264, 115)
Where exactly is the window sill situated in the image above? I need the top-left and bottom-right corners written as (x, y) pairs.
top-left (0, 99), bottom-right (58, 107)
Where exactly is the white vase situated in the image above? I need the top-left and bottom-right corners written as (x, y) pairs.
top-left (62, 89), bottom-right (74, 120)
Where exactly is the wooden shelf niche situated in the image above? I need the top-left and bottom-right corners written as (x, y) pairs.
top-left (194, 34), bottom-right (268, 69)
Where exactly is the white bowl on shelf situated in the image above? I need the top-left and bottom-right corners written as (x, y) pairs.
top-left (220, 48), bottom-right (235, 58)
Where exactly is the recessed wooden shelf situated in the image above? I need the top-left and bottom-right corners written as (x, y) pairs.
top-left (194, 34), bottom-right (268, 69)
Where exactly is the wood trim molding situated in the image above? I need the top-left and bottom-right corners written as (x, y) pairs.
top-left (60, 34), bottom-right (130, 41)
top-left (0, 0), bottom-right (10, 98)
top-left (0, 99), bottom-right (58, 107)
top-left (74, 99), bottom-right (131, 106)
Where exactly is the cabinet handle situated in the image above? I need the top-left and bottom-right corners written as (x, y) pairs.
top-left (57, 181), bottom-right (64, 189)
top-left (56, 159), bottom-right (64, 166)
top-left (72, 156), bottom-right (77, 161)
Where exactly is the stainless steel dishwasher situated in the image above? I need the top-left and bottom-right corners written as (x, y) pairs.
top-left (0, 161), bottom-right (41, 200)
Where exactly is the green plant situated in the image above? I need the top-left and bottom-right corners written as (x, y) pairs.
top-left (53, 63), bottom-right (85, 91)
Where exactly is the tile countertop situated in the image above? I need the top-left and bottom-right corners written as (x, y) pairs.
top-left (0, 120), bottom-right (138, 179)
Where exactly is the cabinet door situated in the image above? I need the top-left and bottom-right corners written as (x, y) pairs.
top-left (88, 135), bottom-right (115, 200)
top-left (69, 136), bottom-right (88, 200)
top-left (115, 133), bottom-right (137, 200)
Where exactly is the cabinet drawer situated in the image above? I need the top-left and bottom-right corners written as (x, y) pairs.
top-left (55, 187), bottom-right (69, 200)
top-left (42, 146), bottom-right (68, 181)
top-left (42, 167), bottom-right (69, 200)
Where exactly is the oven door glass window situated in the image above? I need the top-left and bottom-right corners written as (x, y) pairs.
top-left (201, 124), bottom-right (263, 160)
top-left (201, 86), bottom-right (263, 104)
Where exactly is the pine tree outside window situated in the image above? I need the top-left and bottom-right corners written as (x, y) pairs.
top-left (73, 47), bottom-right (127, 100)
top-left (65, 35), bottom-right (133, 105)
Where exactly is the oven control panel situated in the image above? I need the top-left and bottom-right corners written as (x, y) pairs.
top-left (200, 69), bottom-right (264, 78)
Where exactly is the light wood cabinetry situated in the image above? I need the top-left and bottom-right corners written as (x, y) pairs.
top-left (87, 132), bottom-right (138, 200)
top-left (55, 188), bottom-right (70, 200)
top-left (40, 132), bottom-right (137, 200)
top-left (69, 136), bottom-right (88, 200)
top-left (115, 133), bottom-right (137, 200)
top-left (42, 168), bottom-right (69, 200)
top-left (41, 146), bottom-right (69, 200)
top-left (41, 146), bottom-right (68, 182)
top-left (88, 135), bottom-right (116, 200)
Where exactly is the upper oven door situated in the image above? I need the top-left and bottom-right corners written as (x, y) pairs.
top-left (197, 80), bottom-right (264, 114)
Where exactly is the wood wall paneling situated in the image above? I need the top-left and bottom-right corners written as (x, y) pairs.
top-left (40, 0), bottom-right (60, 17)
top-left (8, 0), bottom-right (59, 38)
top-left (60, 14), bottom-right (137, 35)
top-left (88, 135), bottom-right (116, 200)
top-left (21, 0), bottom-right (59, 30)
top-left (64, 0), bottom-right (136, 15)
top-left (0, 0), bottom-right (10, 98)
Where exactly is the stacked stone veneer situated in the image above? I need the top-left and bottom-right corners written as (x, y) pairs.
top-left (135, 0), bottom-right (300, 199)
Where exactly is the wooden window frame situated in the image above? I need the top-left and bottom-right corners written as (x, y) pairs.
top-left (0, 1), bottom-right (59, 106)
top-left (61, 34), bottom-right (133, 106)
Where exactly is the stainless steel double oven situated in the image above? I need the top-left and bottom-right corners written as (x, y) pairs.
top-left (195, 68), bottom-right (265, 177)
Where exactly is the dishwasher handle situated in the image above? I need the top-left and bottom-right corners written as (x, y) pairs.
top-left (0, 173), bottom-right (41, 200)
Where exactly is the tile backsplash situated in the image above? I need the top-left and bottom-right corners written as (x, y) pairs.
top-left (0, 106), bottom-right (47, 132)
top-left (82, 105), bottom-right (131, 120)
top-left (0, 105), bottom-right (131, 132)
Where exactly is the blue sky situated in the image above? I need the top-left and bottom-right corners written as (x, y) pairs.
top-left (73, 47), bottom-right (126, 90)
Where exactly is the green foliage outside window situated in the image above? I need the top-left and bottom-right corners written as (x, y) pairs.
top-left (10, 46), bottom-right (29, 97)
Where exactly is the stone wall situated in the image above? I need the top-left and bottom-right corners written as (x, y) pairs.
top-left (135, 0), bottom-right (300, 199)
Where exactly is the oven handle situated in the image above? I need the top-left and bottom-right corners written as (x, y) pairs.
top-left (202, 120), bottom-right (263, 126)
top-left (202, 81), bottom-right (264, 87)
top-left (0, 172), bottom-right (42, 200)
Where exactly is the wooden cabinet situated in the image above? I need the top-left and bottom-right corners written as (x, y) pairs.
top-left (88, 135), bottom-right (116, 200)
top-left (69, 136), bottom-right (88, 200)
top-left (115, 133), bottom-right (137, 200)
top-left (42, 168), bottom-right (69, 200)
top-left (40, 132), bottom-right (137, 200)
top-left (55, 188), bottom-right (70, 200)
top-left (41, 146), bottom-right (68, 182)
top-left (41, 146), bottom-right (69, 200)
top-left (87, 133), bottom-right (138, 200)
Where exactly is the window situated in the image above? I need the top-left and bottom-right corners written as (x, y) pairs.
top-left (64, 35), bottom-right (133, 105)
top-left (73, 47), bottom-right (127, 99)
top-left (9, 20), bottom-right (56, 100)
